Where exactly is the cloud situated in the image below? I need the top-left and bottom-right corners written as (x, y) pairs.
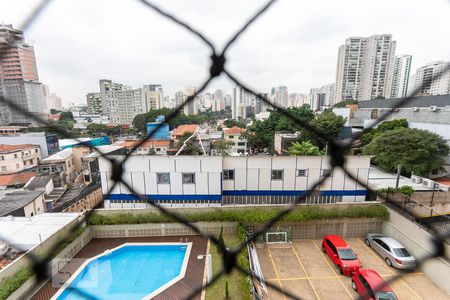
top-left (1, 0), bottom-right (449, 105)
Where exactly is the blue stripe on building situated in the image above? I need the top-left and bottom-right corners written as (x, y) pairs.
top-left (105, 190), bottom-right (366, 201)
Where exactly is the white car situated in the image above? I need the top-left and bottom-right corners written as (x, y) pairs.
top-left (365, 233), bottom-right (416, 269)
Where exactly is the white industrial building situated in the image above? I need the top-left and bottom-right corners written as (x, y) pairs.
top-left (99, 155), bottom-right (370, 208)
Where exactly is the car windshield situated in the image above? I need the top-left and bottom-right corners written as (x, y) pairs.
top-left (337, 248), bottom-right (357, 260)
top-left (376, 291), bottom-right (398, 300)
top-left (393, 248), bottom-right (411, 257)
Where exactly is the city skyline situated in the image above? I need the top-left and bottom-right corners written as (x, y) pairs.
top-left (1, 0), bottom-right (449, 106)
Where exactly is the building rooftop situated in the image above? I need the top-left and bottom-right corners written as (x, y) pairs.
top-left (25, 175), bottom-right (52, 190)
top-left (0, 171), bottom-right (36, 187)
top-left (0, 144), bottom-right (36, 153)
top-left (173, 124), bottom-right (199, 136)
top-left (367, 166), bottom-right (437, 191)
top-left (58, 138), bottom-right (93, 148)
top-left (40, 148), bottom-right (73, 162)
top-left (119, 140), bottom-right (171, 148)
top-left (0, 191), bottom-right (43, 216)
top-left (357, 94), bottom-right (450, 109)
top-left (84, 145), bottom-right (125, 158)
top-left (0, 213), bottom-right (80, 251)
top-left (225, 126), bottom-right (245, 135)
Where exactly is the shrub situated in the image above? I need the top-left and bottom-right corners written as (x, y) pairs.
top-left (88, 204), bottom-right (389, 225)
top-left (0, 269), bottom-right (33, 300)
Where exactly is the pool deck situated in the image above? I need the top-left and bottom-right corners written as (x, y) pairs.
top-left (31, 236), bottom-right (207, 300)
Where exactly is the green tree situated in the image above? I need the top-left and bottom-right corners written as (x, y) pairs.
top-left (362, 128), bottom-right (449, 176)
top-left (360, 119), bottom-right (408, 146)
top-left (176, 132), bottom-right (200, 155)
top-left (224, 119), bottom-right (246, 128)
top-left (212, 139), bottom-right (232, 156)
top-left (333, 99), bottom-right (358, 108)
top-left (307, 110), bottom-right (346, 148)
top-left (288, 141), bottom-right (323, 156)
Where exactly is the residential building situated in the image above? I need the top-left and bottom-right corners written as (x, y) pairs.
top-left (86, 92), bottom-right (102, 114)
top-left (310, 83), bottom-right (335, 110)
top-left (42, 84), bottom-right (62, 112)
top-left (0, 126), bottom-right (26, 135)
top-left (118, 140), bottom-right (171, 155)
top-left (0, 191), bottom-right (45, 217)
top-left (0, 132), bottom-right (59, 157)
top-left (0, 171), bottom-right (36, 188)
top-left (37, 148), bottom-right (75, 187)
top-left (98, 155), bottom-right (371, 207)
top-left (0, 144), bottom-right (41, 174)
top-left (171, 124), bottom-right (199, 141)
top-left (100, 80), bottom-right (144, 125)
top-left (24, 175), bottom-right (54, 196)
top-left (273, 86), bottom-right (288, 107)
top-left (0, 24), bottom-right (46, 125)
top-left (232, 86), bottom-right (253, 119)
top-left (183, 86), bottom-right (199, 116)
top-left (335, 34), bottom-right (396, 102)
top-left (174, 91), bottom-right (184, 108)
top-left (212, 89), bottom-right (224, 112)
top-left (411, 61), bottom-right (450, 96)
top-left (224, 126), bottom-right (247, 155)
top-left (390, 55), bottom-right (412, 98)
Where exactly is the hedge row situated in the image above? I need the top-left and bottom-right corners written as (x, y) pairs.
top-left (88, 204), bottom-right (389, 225)
top-left (0, 269), bottom-right (33, 300)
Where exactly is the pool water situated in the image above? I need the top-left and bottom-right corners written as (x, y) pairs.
top-left (57, 244), bottom-right (188, 300)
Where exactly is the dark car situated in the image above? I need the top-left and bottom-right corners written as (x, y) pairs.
top-left (322, 235), bottom-right (361, 275)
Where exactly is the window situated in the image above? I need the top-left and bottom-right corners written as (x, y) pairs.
top-left (326, 239), bottom-right (337, 254)
top-left (156, 148), bottom-right (161, 152)
top-left (35, 149), bottom-right (38, 153)
top-left (1, 166), bottom-right (6, 172)
top-left (296, 169), bottom-right (308, 177)
top-left (237, 142), bottom-right (246, 146)
top-left (228, 135), bottom-right (234, 139)
top-left (321, 169), bottom-right (332, 177)
top-left (0, 156), bottom-right (4, 161)
top-left (223, 170), bottom-right (234, 180)
top-left (271, 170), bottom-right (283, 180)
top-left (157, 173), bottom-right (170, 184)
top-left (14, 154), bottom-right (18, 158)
top-left (182, 173), bottom-right (195, 184)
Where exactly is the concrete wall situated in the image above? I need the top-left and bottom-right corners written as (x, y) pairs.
top-left (90, 222), bottom-right (237, 238)
top-left (382, 208), bottom-right (450, 293)
top-left (23, 193), bottom-right (46, 217)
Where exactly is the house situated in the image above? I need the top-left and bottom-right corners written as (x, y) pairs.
top-left (119, 140), bottom-right (171, 155)
top-left (0, 171), bottom-right (36, 188)
top-left (0, 191), bottom-right (45, 217)
top-left (224, 126), bottom-right (247, 155)
top-left (0, 144), bottom-right (42, 174)
top-left (37, 148), bottom-right (75, 187)
top-left (274, 132), bottom-right (301, 155)
top-left (171, 124), bottom-right (199, 141)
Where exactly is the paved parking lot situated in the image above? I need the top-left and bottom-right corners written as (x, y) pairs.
top-left (256, 238), bottom-right (450, 300)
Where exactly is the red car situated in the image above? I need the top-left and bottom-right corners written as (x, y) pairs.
top-left (322, 235), bottom-right (361, 275)
top-left (352, 269), bottom-right (398, 300)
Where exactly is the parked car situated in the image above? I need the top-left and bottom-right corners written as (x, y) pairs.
top-left (365, 233), bottom-right (416, 269)
top-left (352, 268), bottom-right (398, 300)
top-left (322, 235), bottom-right (361, 275)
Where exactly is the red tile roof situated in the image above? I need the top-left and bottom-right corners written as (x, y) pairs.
top-left (119, 140), bottom-right (171, 148)
top-left (173, 124), bottom-right (199, 136)
top-left (0, 171), bottom-right (36, 187)
top-left (225, 126), bottom-right (245, 135)
top-left (0, 144), bottom-right (37, 153)
top-left (434, 177), bottom-right (450, 187)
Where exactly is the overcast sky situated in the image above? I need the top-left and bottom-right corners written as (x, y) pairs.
top-left (1, 0), bottom-right (450, 106)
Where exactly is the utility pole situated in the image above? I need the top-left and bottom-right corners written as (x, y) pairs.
top-left (395, 164), bottom-right (402, 188)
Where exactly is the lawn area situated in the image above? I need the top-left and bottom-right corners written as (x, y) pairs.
top-left (205, 234), bottom-right (251, 300)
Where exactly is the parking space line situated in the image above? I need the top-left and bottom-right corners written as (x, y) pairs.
top-left (311, 240), bottom-right (353, 299)
top-left (268, 246), bottom-right (287, 300)
top-left (290, 243), bottom-right (321, 300)
top-left (266, 276), bottom-right (344, 281)
top-left (357, 238), bottom-right (422, 299)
